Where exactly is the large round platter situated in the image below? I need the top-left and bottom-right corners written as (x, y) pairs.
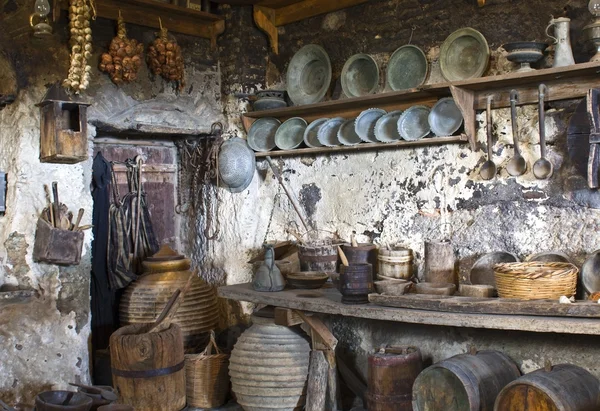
top-left (287, 44), bottom-right (332, 106)
top-left (247, 117), bottom-right (280, 152)
top-left (440, 28), bottom-right (489, 82)
top-left (386, 45), bottom-right (428, 91)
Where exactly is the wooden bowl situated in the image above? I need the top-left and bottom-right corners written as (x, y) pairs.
top-left (374, 280), bottom-right (412, 296)
top-left (415, 282), bottom-right (456, 296)
top-left (35, 391), bottom-right (93, 411)
top-left (287, 272), bottom-right (329, 289)
top-left (459, 284), bottom-right (495, 298)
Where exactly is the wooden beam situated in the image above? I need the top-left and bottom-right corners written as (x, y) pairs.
top-left (294, 311), bottom-right (338, 351)
top-left (306, 350), bottom-right (329, 411)
top-left (61, 0), bottom-right (224, 47)
top-left (254, 6), bottom-right (279, 54)
top-left (450, 86), bottom-right (477, 151)
top-left (274, 307), bottom-right (304, 326)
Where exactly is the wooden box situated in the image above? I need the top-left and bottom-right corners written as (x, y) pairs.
top-left (37, 100), bottom-right (89, 164)
top-left (33, 218), bottom-right (84, 265)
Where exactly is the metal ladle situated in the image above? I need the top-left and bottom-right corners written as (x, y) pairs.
top-left (480, 95), bottom-right (497, 180)
top-left (533, 83), bottom-right (554, 179)
top-left (506, 90), bottom-right (528, 176)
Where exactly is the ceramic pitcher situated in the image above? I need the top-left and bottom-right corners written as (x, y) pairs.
top-left (547, 17), bottom-right (575, 67)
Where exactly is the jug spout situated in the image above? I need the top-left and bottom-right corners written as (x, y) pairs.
top-left (546, 17), bottom-right (575, 67)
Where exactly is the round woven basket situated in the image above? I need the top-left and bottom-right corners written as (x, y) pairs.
top-left (494, 262), bottom-right (578, 300)
top-left (185, 331), bottom-right (230, 409)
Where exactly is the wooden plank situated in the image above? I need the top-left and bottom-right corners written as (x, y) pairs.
top-left (450, 86), bottom-right (477, 150)
top-left (306, 350), bottom-right (329, 411)
top-left (274, 307), bottom-right (304, 326)
top-left (253, 135), bottom-right (468, 158)
top-left (295, 311), bottom-right (338, 350)
top-left (62, 0), bottom-right (225, 44)
top-left (368, 293), bottom-right (600, 318)
top-left (272, 0), bottom-right (370, 26)
top-left (217, 283), bottom-right (600, 335)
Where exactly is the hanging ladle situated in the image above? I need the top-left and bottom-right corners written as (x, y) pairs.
top-left (506, 90), bottom-right (527, 176)
top-left (533, 83), bottom-right (553, 179)
top-left (480, 95), bottom-right (497, 180)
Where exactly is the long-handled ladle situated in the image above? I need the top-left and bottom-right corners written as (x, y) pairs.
top-left (480, 95), bottom-right (497, 180)
top-left (533, 84), bottom-right (554, 179)
top-left (506, 90), bottom-right (528, 176)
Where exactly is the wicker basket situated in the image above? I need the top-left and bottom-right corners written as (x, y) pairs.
top-left (494, 262), bottom-right (578, 300)
top-left (185, 330), bottom-right (230, 408)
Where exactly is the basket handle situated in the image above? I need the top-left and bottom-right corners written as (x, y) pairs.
top-left (200, 330), bottom-right (221, 356)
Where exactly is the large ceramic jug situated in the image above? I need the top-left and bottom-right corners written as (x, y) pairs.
top-left (229, 314), bottom-right (310, 410)
top-left (547, 17), bottom-right (575, 67)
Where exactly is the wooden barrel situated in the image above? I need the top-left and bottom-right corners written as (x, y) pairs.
top-left (229, 315), bottom-right (310, 411)
top-left (494, 363), bottom-right (600, 411)
top-left (423, 240), bottom-right (458, 285)
top-left (110, 323), bottom-right (186, 411)
top-left (378, 247), bottom-right (413, 279)
top-left (340, 263), bottom-right (373, 304)
top-left (367, 346), bottom-right (423, 411)
top-left (413, 350), bottom-right (520, 411)
top-left (298, 241), bottom-right (338, 272)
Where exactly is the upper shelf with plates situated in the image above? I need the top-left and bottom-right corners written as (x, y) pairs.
top-left (243, 61), bottom-right (600, 152)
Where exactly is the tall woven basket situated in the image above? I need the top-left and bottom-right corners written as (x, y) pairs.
top-left (185, 330), bottom-right (230, 408)
top-left (494, 262), bottom-right (578, 300)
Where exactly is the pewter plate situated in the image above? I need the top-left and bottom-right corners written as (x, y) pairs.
top-left (253, 97), bottom-right (287, 111)
top-left (440, 27), bottom-right (490, 82)
top-left (397, 106), bottom-right (431, 141)
top-left (304, 118), bottom-right (329, 148)
top-left (526, 251), bottom-right (572, 264)
top-left (247, 117), bottom-right (280, 152)
top-left (374, 110), bottom-right (403, 142)
top-left (428, 98), bottom-right (463, 136)
top-left (338, 119), bottom-right (362, 146)
top-left (317, 117), bottom-right (345, 147)
top-left (287, 44), bottom-right (332, 106)
top-left (470, 251), bottom-right (519, 287)
top-left (275, 117), bottom-right (307, 150)
top-left (581, 250), bottom-right (600, 294)
top-left (341, 53), bottom-right (380, 98)
top-left (355, 108), bottom-right (386, 143)
top-left (386, 45), bottom-right (428, 91)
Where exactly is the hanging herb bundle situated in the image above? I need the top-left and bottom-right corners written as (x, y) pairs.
top-left (147, 19), bottom-right (185, 90)
top-left (99, 12), bottom-right (144, 84)
top-left (64, 0), bottom-right (95, 93)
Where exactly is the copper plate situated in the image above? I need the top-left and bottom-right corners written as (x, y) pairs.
top-left (440, 28), bottom-right (489, 81)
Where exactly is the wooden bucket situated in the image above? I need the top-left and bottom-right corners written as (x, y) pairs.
top-left (367, 346), bottom-right (423, 411)
top-left (342, 243), bottom-right (378, 269)
top-left (340, 263), bottom-right (373, 304)
top-left (378, 247), bottom-right (413, 279)
top-left (494, 363), bottom-right (600, 411)
top-left (423, 240), bottom-right (457, 285)
top-left (109, 323), bottom-right (186, 411)
top-left (298, 241), bottom-right (338, 272)
top-left (412, 350), bottom-right (520, 411)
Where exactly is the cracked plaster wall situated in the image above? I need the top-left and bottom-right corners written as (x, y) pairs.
top-left (210, 0), bottom-right (600, 380)
top-left (0, 0), bottom-right (222, 406)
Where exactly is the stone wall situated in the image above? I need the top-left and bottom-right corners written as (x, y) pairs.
top-left (0, 0), bottom-right (222, 405)
top-left (211, 0), bottom-right (600, 384)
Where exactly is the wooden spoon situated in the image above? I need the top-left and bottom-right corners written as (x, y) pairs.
top-left (338, 246), bottom-right (349, 267)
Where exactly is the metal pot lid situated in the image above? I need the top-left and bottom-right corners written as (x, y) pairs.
top-left (470, 251), bottom-right (519, 287)
top-left (375, 110), bottom-right (403, 142)
top-left (275, 117), bottom-right (307, 150)
top-left (317, 117), bottom-right (345, 147)
top-left (341, 53), bottom-right (380, 98)
top-left (386, 45), bottom-right (428, 91)
top-left (428, 98), bottom-right (463, 137)
top-left (397, 106), bottom-right (431, 141)
top-left (440, 27), bottom-right (489, 82)
top-left (355, 108), bottom-right (386, 143)
top-left (287, 44), bottom-right (332, 106)
top-left (338, 119), bottom-right (362, 146)
top-left (218, 137), bottom-right (255, 193)
top-left (581, 250), bottom-right (600, 294)
top-left (525, 251), bottom-right (572, 264)
top-left (247, 117), bottom-right (280, 152)
top-left (304, 118), bottom-right (329, 148)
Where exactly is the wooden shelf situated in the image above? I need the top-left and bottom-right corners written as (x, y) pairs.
top-left (218, 283), bottom-right (600, 336)
top-left (61, 0), bottom-right (225, 48)
top-left (255, 135), bottom-right (468, 158)
top-left (253, 0), bottom-right (370, 54)
top-left (245, 62), bottom-right (600, 151)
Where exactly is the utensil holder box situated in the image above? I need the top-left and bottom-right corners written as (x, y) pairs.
top-left (33, 218), bottom-right (84, 265)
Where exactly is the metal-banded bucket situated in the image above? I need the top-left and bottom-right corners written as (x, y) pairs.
top-left (298, 240), bottom-right (339, 272)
